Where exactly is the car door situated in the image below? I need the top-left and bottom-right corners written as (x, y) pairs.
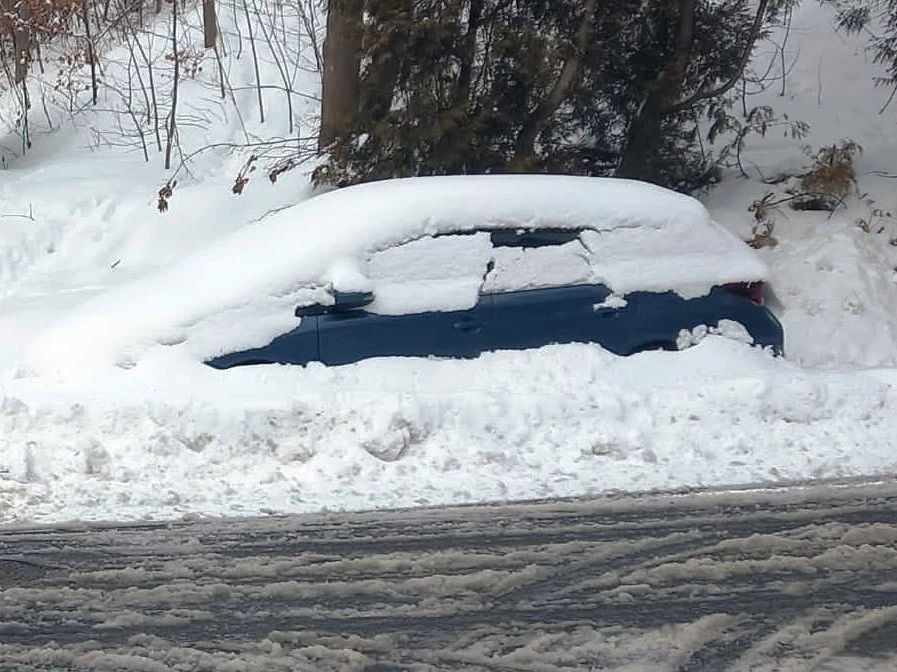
top-left (317, 302), bottom-right (488, 366)
top-left (480, 230), bottom-right (637, 355)
top-left (486, 284), bottom-right (637, 354)
top-left (318, 232), bottom-right (494, 366)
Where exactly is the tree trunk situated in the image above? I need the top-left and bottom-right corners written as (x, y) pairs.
top-left (164, 0), bottom-right (180, 170)
top-left (82, 0), bottom-right (98, 104)
top-left (617, 0), bottom-right (771, 181)
top-left (13, 0), bottom-right (31, 85)
top-left (616, 98), bottom-right (667, 180)
top-left (359, 0), bottom-right (411, 124)
top-left (203, 0), bottom-right (218, 48)
top-left (616, 0), bottom-right (697, 180)
top-left (455, 0), bottom-right (483, 105)
top-left (318, 0), bottom-right (364, 151)
top-left (509, 0), bottom-right (598, 172)
top-left (241, 0), bottom-right (265, 122)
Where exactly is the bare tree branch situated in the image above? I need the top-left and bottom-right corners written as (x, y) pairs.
top-left (667, 0), bottom-right (771, 113)
top-left (510, 0), bottom-right (598, 170)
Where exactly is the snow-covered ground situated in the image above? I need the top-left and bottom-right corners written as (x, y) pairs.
top-left (1, 1), bottom-right (897, 524)
top-left (703, 2), bottom-right (897, 369)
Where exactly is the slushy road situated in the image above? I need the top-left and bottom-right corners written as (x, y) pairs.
top-left (1, 480), bottom-right (897, 671)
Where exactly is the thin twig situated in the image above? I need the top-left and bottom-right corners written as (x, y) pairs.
top-left (0, 203), bottom-right (34, 220)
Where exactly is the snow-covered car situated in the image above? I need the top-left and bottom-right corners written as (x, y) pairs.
top-left (21, 175), bottom-right (782, 376)
top-left (205, 175), bottom-right (783, 368)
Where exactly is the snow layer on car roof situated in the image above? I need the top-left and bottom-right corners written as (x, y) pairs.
top-left (19, 175), bottom-right (767, 375)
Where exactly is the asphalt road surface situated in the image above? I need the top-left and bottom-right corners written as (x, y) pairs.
top-left (2, 480), bottom-right (897, 671)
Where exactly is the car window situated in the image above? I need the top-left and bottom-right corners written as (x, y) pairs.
top-left (482, 238), bottom-right (598, 294)
top-left (361, 227), bottom-right (607, 312)
top-left (489, 228), bottom-right (581, 248)
top-left (364, 232), bottom-right (493, 314)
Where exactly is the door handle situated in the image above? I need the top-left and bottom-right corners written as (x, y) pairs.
top-left (594, 302), bottom-right (625, 317)
top-left (453, 318), bottom-right (482, 333)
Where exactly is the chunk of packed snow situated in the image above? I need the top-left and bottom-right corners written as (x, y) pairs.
top-left (481, 240), bottom-right (595, 293)
top-left (595, 295), bottom-right (629, 310)
top-left (365, 231), bottom-right (493, 313)
top-left (19, 175), bottom-right (766, 377)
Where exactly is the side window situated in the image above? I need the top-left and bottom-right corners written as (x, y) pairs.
top-left (482, 234), bottom-right (598, 294)
top-left (363, 232), bottom-right (493, 314)
top-left (357, 227), bottom-right (605, 313)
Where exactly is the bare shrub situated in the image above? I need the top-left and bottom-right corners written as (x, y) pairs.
top-left (747, 191), bottom-right (779, 248)
top-left (794, 140), bottom-right (861, 210)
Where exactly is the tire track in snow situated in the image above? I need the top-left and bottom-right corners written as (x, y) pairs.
top-left (0, 481), bottom-right (896, 671)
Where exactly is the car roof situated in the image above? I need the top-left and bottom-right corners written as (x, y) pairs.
top-left (311, 174), bottom-right (708, 240)
top-left (300, 175), bottom-right (766, 296)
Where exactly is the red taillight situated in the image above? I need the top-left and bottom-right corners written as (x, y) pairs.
top-left (724, 281), bottom-right (764, 305)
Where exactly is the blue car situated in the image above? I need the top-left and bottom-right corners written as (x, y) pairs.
top-left (207, 226), bottom-right (783, 369)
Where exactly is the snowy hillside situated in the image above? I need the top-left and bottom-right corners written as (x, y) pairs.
top-left (1, 1), bottom-right (897, 524)
top-left (0, 0), bottom-right (321, 368)
top-left (703, 3), bottom-right (897, 368)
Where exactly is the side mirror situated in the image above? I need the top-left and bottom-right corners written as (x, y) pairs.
top-left (295, 290), bottom-right (374, 317)
top-left (295, 303), bottom-right (330, 317)
top-left (332, 290), bottom-right (375, 311)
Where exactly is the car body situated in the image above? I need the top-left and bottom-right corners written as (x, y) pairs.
top-left (208, 281), bottom-right (782, 369)
top-left (206, 181), bottom-right (783, 369)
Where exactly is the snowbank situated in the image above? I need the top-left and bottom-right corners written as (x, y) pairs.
top-left (3, 336), bottom-right (896, 524)
top-left (704, 2), bottom-right (897, 368)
